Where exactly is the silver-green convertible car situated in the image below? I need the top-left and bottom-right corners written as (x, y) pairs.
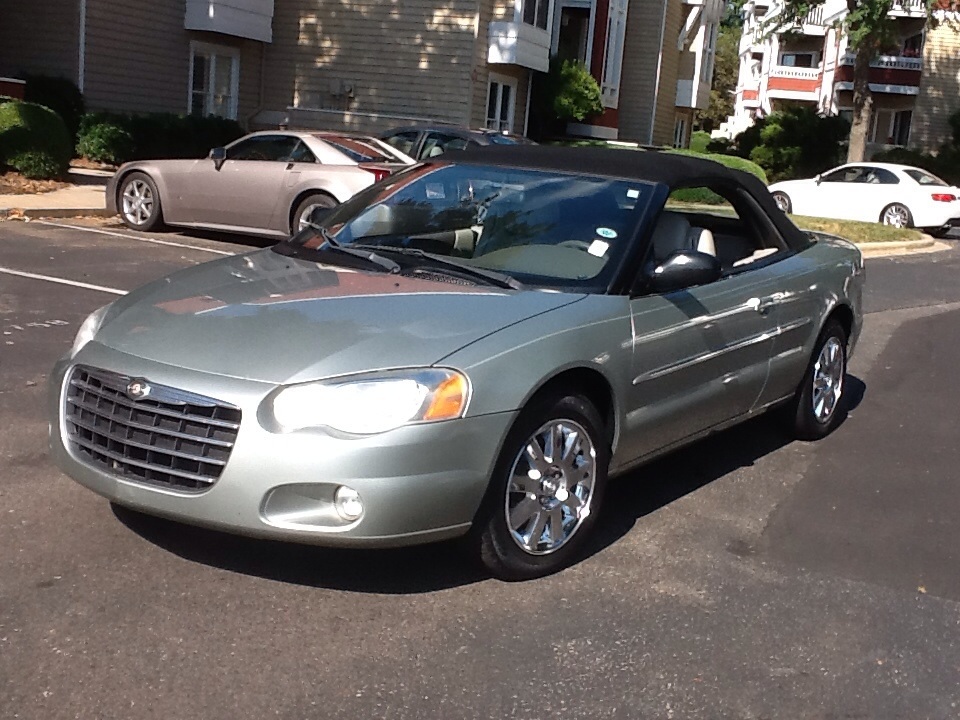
top-left (50, 147), bottom-right (864, 580)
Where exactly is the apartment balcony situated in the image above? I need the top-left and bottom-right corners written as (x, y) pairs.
top-left (676, 78), bottom-right (711, 110)
top-left (739, 83), bottom-right (761, 107)
top-left (888, 0), bottom-right (928, 17)
top-left (834, 53), bottom-right (922, 94)
top-left (767, 65), bottom-right (822, 100)
top-left (184, 0), bottom-right (274, 42)
top-left (488, 21), bottom-right (550, 72)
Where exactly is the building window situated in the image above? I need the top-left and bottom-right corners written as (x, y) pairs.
top-left (189, 42), bottom-right (239, 119)
top-left (522, 0), bottom-right (550, 30)
top-left (892, 110), bottom-right (912, 146)
top-left (701, 22), bottom-right (718, 83)
top-left (779, 52), bottom-right (818, 68)
top-left (486, 75), bottom-right (517, 131)
top-left (600, 0), bottom-right (628, 108)
top-left (673, 115), bottom-right (687, 148)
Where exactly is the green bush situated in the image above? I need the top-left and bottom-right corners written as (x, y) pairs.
top-left (730, 107), bottom-right (848, 182)
top-left (76, 120), bottom-right (134, 164)
top-left (949, 109), bottom-right (960, 149)
top-left (665, 149), bottom-right (768, 204)
top-left (548, 59), bottom-right (603, 122)
top-left (76, 112), bottom-right (244, 163)
top-left (0, 100), bottom-right (72, 178)
top-left (689, 130), bottom-right (712, 153)
top-left (24, 74), bottom-right (85, 141)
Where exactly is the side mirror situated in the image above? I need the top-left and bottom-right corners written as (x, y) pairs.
top-left (814, 173), bottom-right (822, 186)
top-left (644, 251), bottom-right (721, 294)
top-left (209, 147), bottom-right (227, 171)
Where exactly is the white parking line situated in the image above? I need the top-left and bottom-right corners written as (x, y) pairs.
top-left (0, 267), bottom-right (126, 295)
top-left (36, 221), bottom-right (235, 256)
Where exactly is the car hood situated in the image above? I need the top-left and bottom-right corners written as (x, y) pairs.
top-left (94, 249), bottom-right (586, 385)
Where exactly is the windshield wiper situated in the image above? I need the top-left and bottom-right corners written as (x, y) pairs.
top-left (307, 225), bottom-right (401, 274)
top-left (358, 245), bottom-right (523, 291)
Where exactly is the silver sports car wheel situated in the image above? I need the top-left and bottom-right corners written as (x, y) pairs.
top-left (504, 418), bottom-right (597, 555)
top-left (772, 191), bottom-right (791, 214)
top-left (811, 336), bottom-right (844, 424)
top-left (118, 172), bottom-right (163, 231)
top-left (881, 203), bottom-right (912, 228)
top-left (293, 193), bottom-right (337, 234)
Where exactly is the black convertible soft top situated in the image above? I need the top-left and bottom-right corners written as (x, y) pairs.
top-left (448, 145), bottom-right (811, 252)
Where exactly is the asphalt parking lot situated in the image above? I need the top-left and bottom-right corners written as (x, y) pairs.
top-left (2, 218), bottom-right (960, 719)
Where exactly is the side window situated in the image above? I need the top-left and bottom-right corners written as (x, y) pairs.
top-left (383, 131), bottom-right (420, 157)
top-left (227, 135), bottom-right (299, 161)
top-left (420, 132), bottom-right (464, 160)
top-left (287, 140), bottom-right (317, 164)
top-left (657, 186), bottom-right (784, 272)
top-left (821, 166), bottom-right (865, 183)
top-left (864, 168), bottom-right (899, 185)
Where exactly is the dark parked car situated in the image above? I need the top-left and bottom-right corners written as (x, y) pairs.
top-left (381, 124), bottom-right (534, 161)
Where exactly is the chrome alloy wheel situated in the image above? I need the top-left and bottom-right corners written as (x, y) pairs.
top-left (772, 192), bottom-right (790, 212)
top-left (504, 419), bottom-right (597, 555)
top-left (812, 336), bottom-right (844, 424)
top-left (121, 179), bottom-right (155, 226)
top-left (297, 204), bottom-right (325, 233)
top-left (882, 204), bottom-right (910, 228)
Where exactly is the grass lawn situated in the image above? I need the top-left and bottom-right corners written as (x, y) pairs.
top-left (790, 215), bottom-right (926, 243)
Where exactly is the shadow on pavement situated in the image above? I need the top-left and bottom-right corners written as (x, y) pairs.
top-left (115, 375), bottom-right (866, 593)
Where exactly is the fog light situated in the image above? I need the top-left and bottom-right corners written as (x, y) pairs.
top-left (334, 486), bottom-right (364, 521)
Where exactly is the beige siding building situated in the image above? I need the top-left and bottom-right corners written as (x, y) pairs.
top-left (1, 0), bottom-right (720, 147)
top-left (912, 19), bottom-right (960, 152)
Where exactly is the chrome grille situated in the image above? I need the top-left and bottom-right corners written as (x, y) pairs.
top-left (63, 366), bottom-right (241, 492)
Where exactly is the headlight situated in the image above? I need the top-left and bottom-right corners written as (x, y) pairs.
top-left (269, 368), bottom-right (470, 435)
top-left (70, 304), bottom-right (111, 357)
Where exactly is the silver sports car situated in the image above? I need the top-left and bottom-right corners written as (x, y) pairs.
top-left (105, 130), bottom-right (414, 237)
top-left (51, 147), bottom-right (864, 580)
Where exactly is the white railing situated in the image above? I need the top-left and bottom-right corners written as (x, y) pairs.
top-left (890, 0), bottom-right (927, 14)
top-left (840, 52), bottom-right (923, 70)
top-left (770, 65), bottom-right (821, 79)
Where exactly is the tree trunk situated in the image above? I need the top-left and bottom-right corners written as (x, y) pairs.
top-left (846, 46), bottom-right (874, 162)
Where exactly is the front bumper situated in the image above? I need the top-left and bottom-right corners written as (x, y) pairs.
top-left (49, 344), bottom-right (515, 548)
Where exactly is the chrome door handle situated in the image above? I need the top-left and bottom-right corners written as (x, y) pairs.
top-left (749, 296), bottom-right (779, 315)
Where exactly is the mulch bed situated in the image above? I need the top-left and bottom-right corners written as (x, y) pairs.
top-left (0, 172), bottom-right (71, 195)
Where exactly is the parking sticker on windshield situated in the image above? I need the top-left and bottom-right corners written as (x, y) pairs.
top-left (425, 183), bottom-right (446, 199)
top-left (588, 239), bottom-right (610, 257)
top-left (626, 189), bottom-right (640, 199)
top-left (595, 227), bottom-right (618, 239)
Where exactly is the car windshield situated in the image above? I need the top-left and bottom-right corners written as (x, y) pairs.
top-left (319, 135), bottom-right (396, 163)
top-left (903, 168), bottom-right (948, 187)
top-left (277, 163), bottom-right (653, 291)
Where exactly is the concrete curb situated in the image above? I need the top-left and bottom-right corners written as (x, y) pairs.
top-left (856, 234), bottom-right (940, 257)
top-left (0, 207), bottom-right (112, 220)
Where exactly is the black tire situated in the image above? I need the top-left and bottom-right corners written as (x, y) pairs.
top-left (118, 171), bottom-right (164, 231)
top-left (771, 191), bottom-right (792, 214)
top-left (788, 320), bottom-right (848, 441)
top-left (469, 392), bottom-right (610, 581)
top-left (291, 192), bottom-right (337, 234)
top-left (880, 203), bottom-right (913, 229)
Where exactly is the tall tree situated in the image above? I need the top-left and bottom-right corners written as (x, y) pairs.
top-left (700, 25), bottom-right (742, 131)
top-left (771, 1), bottom-right (944, 162)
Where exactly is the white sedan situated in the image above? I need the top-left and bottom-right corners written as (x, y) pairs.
top-left (769, 162), bottom-right (960, 236)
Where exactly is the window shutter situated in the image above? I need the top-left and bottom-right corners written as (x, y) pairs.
top-left (600, 0), bottom-right (628, 109)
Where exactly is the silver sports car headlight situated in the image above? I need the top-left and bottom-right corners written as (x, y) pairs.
top-left (269, 368), bottom-right (470, 435)
top-left (70, 304), bottom-right (111, 357)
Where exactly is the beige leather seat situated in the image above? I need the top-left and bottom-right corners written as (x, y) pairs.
top-left (691, 227), bottom-right (716, 257)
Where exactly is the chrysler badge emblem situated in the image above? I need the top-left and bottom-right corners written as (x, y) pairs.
top-left (125, 379), bottom-right (151, 400)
